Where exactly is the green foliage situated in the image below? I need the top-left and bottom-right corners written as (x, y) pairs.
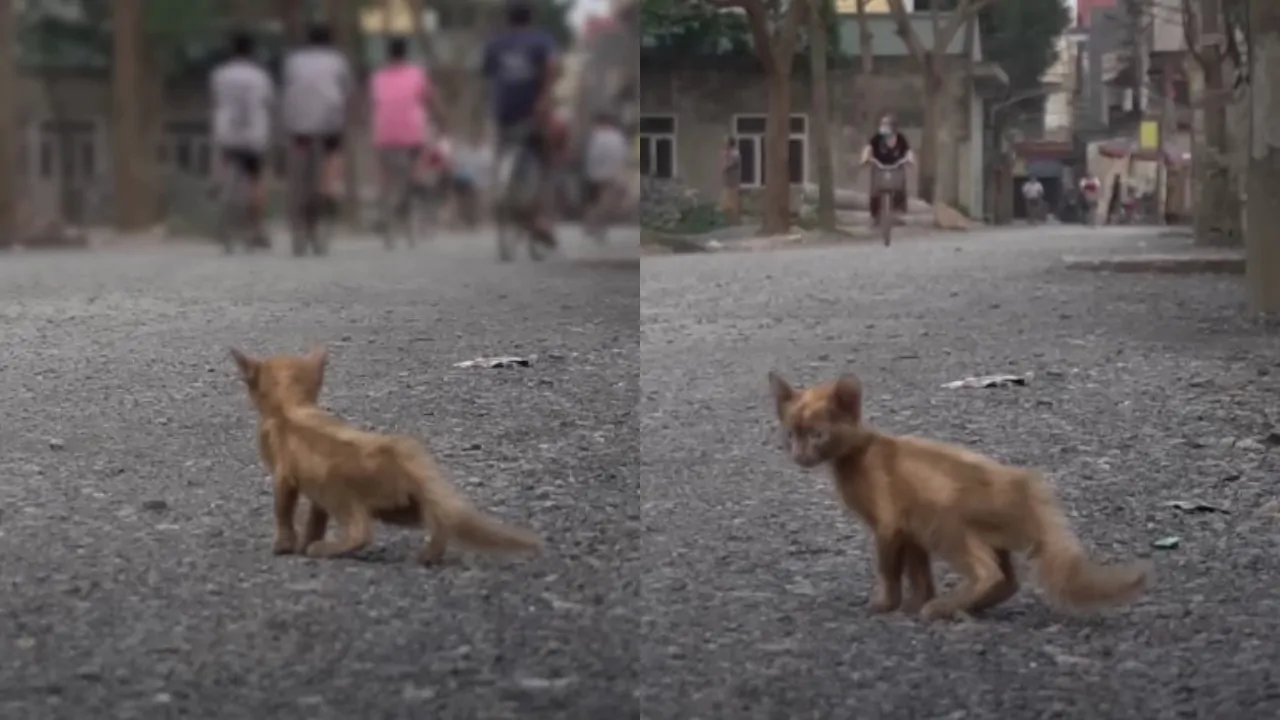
top-left (640, 0), bottom-right (753, 57)
top-left (640, 0), bottom-right (838, 64)
top-left (534, 0), bottom-right (575, 46)
top-left (979, 0), bottom-right (1071, 108)
top-left (20, 0), bottom-right (231, 78)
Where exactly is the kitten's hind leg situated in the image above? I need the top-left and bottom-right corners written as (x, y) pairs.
top-left (418, 504), bottom-right (450, 566)
top-left (968, 549), bottom-right (1019, 613)
top-left (920, 534), bottom-right (1003, 622)
top-left (304, 509), bottom-right (372, 559)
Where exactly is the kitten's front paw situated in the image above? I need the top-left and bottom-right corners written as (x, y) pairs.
top-left (867, 586), bottom-right (901, 614)
top-left (919, 599), bottom-right (957, 622)
top-left (272, 534), bottom-right (299, 555)
top-left (900, 593), bottom-right (930, 615)
top-left (304, 540), bottom-right (339, 559)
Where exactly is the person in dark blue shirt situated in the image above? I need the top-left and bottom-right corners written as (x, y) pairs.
top-left (483, 0), bottom-right (562, 248)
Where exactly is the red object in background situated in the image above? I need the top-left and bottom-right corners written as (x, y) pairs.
top-left (1076, 0), bottom-right (1118, 27)
top-left (582, 14), bottom-right (616, 39)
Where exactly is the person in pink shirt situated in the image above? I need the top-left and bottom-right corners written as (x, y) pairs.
top-left (370, 36), bottom-right (441, 227)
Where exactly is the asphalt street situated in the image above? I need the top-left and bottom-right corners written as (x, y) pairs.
top-left (641, 227), bottom-right (1280, 719)
top-left (0, 227), bottom-right (639, 719)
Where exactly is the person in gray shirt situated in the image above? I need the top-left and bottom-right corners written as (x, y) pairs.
top-left (280, 23), bottom-right (355, 214)
top-left (210, 31), bottom-right (275, 244)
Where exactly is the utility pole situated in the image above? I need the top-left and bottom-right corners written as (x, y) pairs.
top-left (1195, 0), bottom-right (1239, 245)
top-left (1246, 0), bottom-right (1280, 312)
top-left (0, 0), bottom-right (16, 249)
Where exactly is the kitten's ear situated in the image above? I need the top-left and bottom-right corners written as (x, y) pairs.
top-left (304, 344), bottom-right (329, 368)
top-left (831, 374), bottom-right (863, 423)
top-left (229, 348), bottom-right (258, 384)
top-left (304, 344), bottom-right (329, 383)
top-left (768, 371), bottom-right (796, 419)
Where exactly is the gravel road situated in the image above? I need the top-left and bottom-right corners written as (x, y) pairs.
top-left (641, 227), bottom-right (1280, 719)
top-left (6, 224), bottom-right (1279, 719)
top-left (0, 228), bottom-right (639, 719)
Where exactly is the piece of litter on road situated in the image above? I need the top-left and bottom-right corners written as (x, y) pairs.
top-left (942, 373), bottom-right (1030, 390)
top-left (48, 438), bottom-right (65, 451)
top-left (1151, 536), bottom-right (1181, 550)
top-left (15, 637), bottom-right (35, 650)
top-left (401, 685), bottom-right (437, 701)
top-left (785, 578), bottom-right (817, 596)
top-left (514, 676), bottom-right (577, 692)
top-left (453, 356), bottom-right (531, 369)
top-left (1165, 500), bottom-right (1228, 514)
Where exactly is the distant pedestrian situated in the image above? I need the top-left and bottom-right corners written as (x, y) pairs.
top-left (721, 136), bottom-right (741, 225)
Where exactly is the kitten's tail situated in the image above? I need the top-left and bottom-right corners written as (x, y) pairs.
top-left (1027, 477), bottom-right (1148, 610)
top-left (409, 450), bottom-right (543, 555)
top-left (449, 503), bottom-right (543, 554)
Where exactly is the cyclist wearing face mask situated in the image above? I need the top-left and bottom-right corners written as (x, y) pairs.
top-left (860, 114), bottom-right (915, 225)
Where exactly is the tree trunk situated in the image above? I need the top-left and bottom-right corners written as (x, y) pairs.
top-left (139, 44), bottom-right (163, 227)
top-left (0, 0), bottom-right (16, 248)
top-left (807, 0), bottom-right (836, 231)
top-left (280, 0), bottom-right (305, 44)
top-left (1195, 0), bottom-right (1241, 246)
top-left (1246, 0), bottom-right (1280, 312)
top-left (329, 0), bottom-right (363, 224)
top-left (918, 54), bottom-right (942, 205)
top-left (761, 72), bottom-right (792, 235)
top-left (111, 0), bottom-right (147, 231)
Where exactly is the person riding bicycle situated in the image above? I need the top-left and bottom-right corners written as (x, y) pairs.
top-left (281, 23), bottom-right (355, 217)
top-left (210, 30), bottom-right (275, 247)
top-left (1021, 176), bottom-right (1045, 221)
top-left (482, 0), bottom-right (562, 248)
top-left (370, 35), bottom-right (440, 232)
top-left (860, 114), bottom-right (915, 226)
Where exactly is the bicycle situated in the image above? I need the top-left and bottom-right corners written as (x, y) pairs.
top-left (213, 156), bottom-right (267, 254)
top-left (493, 123), bottom-right (554, 263)
top-left (378, 147), bottom-right (435, 250)
top-left (287, 138), bottom-right (333, 258)
top-left (868, 158), bottom-right (909, 247)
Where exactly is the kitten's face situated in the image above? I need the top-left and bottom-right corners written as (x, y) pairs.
top-left (768, 372), bottom-right (864, 468)
top-left (230, 346), bottom-right (328, 412)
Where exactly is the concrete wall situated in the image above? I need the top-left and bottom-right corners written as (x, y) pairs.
top-left (639, 61), bottom-right (980, 211)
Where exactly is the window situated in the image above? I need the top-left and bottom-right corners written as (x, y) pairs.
top-left (161, 120), bottom-right (213, 177)
top-left (731, 114), bottom-right (807, 187)
top-left (35, 120), bottom-right (99, 183)
top-left (638, 115), bottom-right (676, 179)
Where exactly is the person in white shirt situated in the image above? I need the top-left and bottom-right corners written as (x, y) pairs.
top-left (582, 111), bottom-right (630, 241)
top-left (210, 31), bottom-right (275, 245)
top-left (1021, 176), bottom-right (1045, 222)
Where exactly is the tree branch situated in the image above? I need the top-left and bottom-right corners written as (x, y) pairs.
top-left (936, 0), bottom-right (1000, 55)
top-left (886, 0), bottom-right (926, 62)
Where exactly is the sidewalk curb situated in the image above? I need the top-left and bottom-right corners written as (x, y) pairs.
top-left (1062, 253), bottom-right (1245, 275)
